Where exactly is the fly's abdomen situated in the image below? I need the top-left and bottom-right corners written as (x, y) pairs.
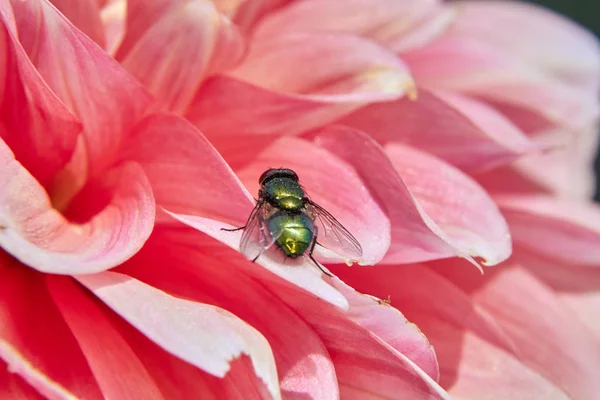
top-left (267, 212), bottom-right (314, 258)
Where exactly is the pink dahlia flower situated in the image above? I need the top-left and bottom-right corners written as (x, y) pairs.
top-left (2, 0), bottom-right (599, 399)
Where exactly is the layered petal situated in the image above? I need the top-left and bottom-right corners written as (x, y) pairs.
top-left (385, 142), bottom-right (511, 266)
top-left (433, 262), bottom-right (600, 399)
top-left (402, 36), bottom-right (599, 133)
top-left (339, 89), bottom-right (538, 172)
top-left (188, 32), bottom-right (414, 139)
top-left (0, 139), bottom-right (155, 274)
top-left (117, 226), bottom-right (340, 400)
top-left (46, 276), bottom-right (163, 399)
top-left (335, 263), bottom-right (570, 399)
top-left (312, 125), bottom-right (511, 266)
top-left (0, 255), bottom-right (103, 399)
top-left (496, 195), bottom-right (600, 265)
top-left (254, 0), bottom-right (451, 52)
top-left (268, 269), bottom-right (450, 399)
top-left (0, 5), bottom-right (81, 186)
top-left (76, 271), bottom-right (282, 400)
top-left (448, 0), bottom-right (600, 91)
top-left (120, 0), bottom-right (245, 113)
top-left (10, 0), bottom-right (152, 178)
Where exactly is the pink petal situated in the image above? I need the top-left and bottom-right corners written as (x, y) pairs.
top-left (339, 88), bottom-right (538, 172)
top-left (118, 226), bottom-right (340, 400)
top-left (231, 0), bottom-right (291, 32)
top-left (236, 136), bottom-right (391, 266)
top-left (187, 76), bottom-right (381, 139)
top-left (120, 0), bottom-right (245, 113)
top-left (186, 33), bottom-right (415, 139)
top-left (386, 142), bottom-right (511, 266)
top-left (312, 125), bottom-right (511, 266)
top-left (229, 32), bottom-right (414, 102)
top-left (49, 0), bottom-right (106, 47)
top-left (10, 0), bottom-right (152, 177)
top-left (120, 113), bottom-right (252, 225)
top-left (0, 4), bottom-right (81, 186)
top-left (497, 126), bottom-right (599, 200)
top-left (76, 271), bottom-right (282, 400)
top-left (272, 269), bottom-right (450, 399)
top-left (435, 263), bottom-right (600, 399)
top-left (46, 275), bottom-right (164, 399)
top-left (0, 139), bottom-right (155, 274)
top-left (0, 362), bottom-right (44, 400)
top-left (432, 326), bottom-right (567, 399)
top-left (99, 0), bottom-right (126, 54)
top-left (253, 0), bottom-right (447, 52)
top-left (0, 257), bottom-right (104, 399)
top-left (448, 1), bottom-right (600, 91)
top-left (336, 263), bottom-right (569, 398)
top-left (212, 0), bottom-right (246, 17)
top-left (402, 36), bottom-right (599, 133)
top-left (496, 195), bottom-right (600, 266)
top-left (330, 279), bottom-right (439, 381)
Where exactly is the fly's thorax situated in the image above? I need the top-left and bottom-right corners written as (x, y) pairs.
top-left (267, 211), bottom-right (314, 257)
top-left (262, 177), bottom-right (306, 211)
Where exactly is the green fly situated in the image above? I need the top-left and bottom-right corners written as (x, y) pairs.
top-left (224, 168), bottom-right (363, 276)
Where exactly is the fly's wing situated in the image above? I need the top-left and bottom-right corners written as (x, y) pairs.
top-left (239, 201), bottom-right (281, 261)
top-left (308, 201), bottom-right (363, 260)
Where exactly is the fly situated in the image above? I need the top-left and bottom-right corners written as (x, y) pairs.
top-left (223, 168), bottom-right (363, 276)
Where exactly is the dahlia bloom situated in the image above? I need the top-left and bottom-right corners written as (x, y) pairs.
top-left (1, 0), bottom-right (599, 399)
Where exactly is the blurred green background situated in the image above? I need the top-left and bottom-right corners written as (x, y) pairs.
top-left (524, 0), bottom-right (600, 200)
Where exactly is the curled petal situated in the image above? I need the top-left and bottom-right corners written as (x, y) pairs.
top-left (339, 89), bottom-right (538, 172)
top-left (496, 195), bottom-right (600, 266)
top-left (448, 0), bottom-right (600, 91)
top-left (0, 5), bottom-right (81, 186)
top-left (10, 0), bottom-right (152, 177)
top-left (0, 139), bottom-right (155, 274)
top-left (330, 279), bottom-right (439, 381)
top-left (120, 0), bottom-right (245, 113)
top-left (0, 257), bottom-right (103, 399)
top-left (229, 32), bottom-right (414, 101)
top-left (76, 272), bottom-right (282, 400)
top-left (312, 126), bottom-right (511, 267)
top-left (120, 113), bottom-right (253, 225)
top-left (49, 0), bottom-right (106, 47)
top-left (402, 36), bottom-right (599, 133)
top-left (254, 0), bottom-right (448, 51)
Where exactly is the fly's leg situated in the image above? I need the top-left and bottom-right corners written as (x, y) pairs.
top-left (308, 232), bottom-right (333, 277)
top-left (221, 226), bottom-right (246, 232)
top-left (251, 223), bottom-right (271, 263)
